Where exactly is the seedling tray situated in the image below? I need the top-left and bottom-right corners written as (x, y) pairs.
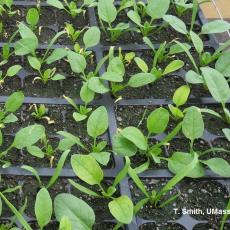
top-left (0, 1), bottom-right (230, 229)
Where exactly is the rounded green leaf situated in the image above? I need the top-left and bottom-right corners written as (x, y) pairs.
top-left (147, 108), bottom-right (169, 134)
top-left (26, 8), bottom-right (39, 27)
top-left (67, 51), bottom-right (86, 73)
top-left (5, 91), bottom-right (24, 113)
top-left (201, 20), bottom-right (230, 34)
top-left (54, 193), bottom-right (95, 230)
top-left (173, 85), bottom-right (190, 107)
top-left (35, 188), bottom-right (52, 229)
top-left (182, 107), bottom-right (204, 142)
top-left (108, 196), bottom-right (133, 224)
top-left (128, 73), bottom-right (156, 88)
top-left (120, 127), bottom-right (147, 150)
top-left (28, 56), bottom-right (41, 70)
top-left (146, 0), bottom-right (170, 19)
top-left (13, 124), bottom-right (45, 149)
top-left (163, 15), bottom-right (188, 34)
top-left (98, 0), bottom-right (117, 24)
top-left (71, 154), bottom-right (103, 185)
top-left (6, 65), bottom-right (22, 77)
top-left (87, 106), bottom-right (108, 138)
top-left (83, 26), bottom-right (101, 49)
top-left (88, 77), bottom-right (109, 94)
top-left (215, 51), bottom-right (230, 77)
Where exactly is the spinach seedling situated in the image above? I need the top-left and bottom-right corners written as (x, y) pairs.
top-left (127, 0), bottom-right (170, 36)
top-left (58, 106), bottom-right (112, 166)
top-left (97, 0), bottom-right (133, 42)
top-left (0, 91), bottom-right (24, 134)
top-left (168, 85), bottom-right (191, 120)
top-left (69, 155), bottom-right (134, 225)
top-left (26, 7), bottom-right (39, 30)
top-left (172, 0), bottom-right (193, 17)
top-left (29, 104), bottom-right (55, 124)
top-left (21, 150), bottom-right (70, 189)
top-left (200, 67), bottom-right (230, 124)
top-left (113, 107), bottom-right (182, 173)
top-left (65, 23), bottom-right (85, 43)
top-left (0, 0), bottom-right (18, 17)
top-left (14, 23), bottom-right (67, 84)
top-left (0, 63), bottom-right (22, 86)
top-left (168, 106), bottom-right (230, 178)
top-left (47, 0), bottom-right (95, 18)
top-left (128, 152), bottom-right (198, 215)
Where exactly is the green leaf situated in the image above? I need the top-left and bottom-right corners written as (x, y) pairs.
top-left (59, 216), bottom-right (72, 230)
top-left (98, 0), bottom-right (117, 24)
top-left (163, 15), bottom-right (188, 34)
top-left (21, 165), bottom-right (42, 187)
top-left (26, 8), bottom-right (39, 27)
top-left (202, 158), bottom-right (230, 177)
top-left (201, 20), bottom-right (230, 34)
top-left (73, 112), bottom-right (87, 122)
top-left (173, 85), bottom-right (190, 107)
top-left (83, 26), bottom-right (100, 49)
top-left (168, 152), bottom-right (204, 178)
top-left (223, 128), bottom-right (230, 141)
top-left (146, 0), bottom-right (170, 20)
top-left (71, 154), bottom-right (104, 185)
top-left (52, 74), bottom-right (66, 81)
top-left (100, 72), bottom-right (123, 82)
top-left (15, 38), bottom-right (37, 55)
top-left (47, 0), bottom-right (64, 9)
top-left (88, 77), bottom-right (109, 94)
top-left (0, 193), bottom-right (32, 230)
top-left (89, 151), bottom-right (110, 166)
top-left (13, 124), bottom-right (45, 149)
top-left (108, 57), bottom-right (125, 76)
top-left (215, 51), bottom-right (230, 77)
top-left (3, 113), bottom-right (17, 124)
top-left (5, 91), bottom-right (24, 112)
top-left (201, 67), bottom-right (230, 103)
top-left (147, 107), bottom-right (169, 134)
top-left (128, 73), bottom-right (156, 88)
top-left (185, 70), bottom-right (204, 84)
top-left (54, 193), bottom-right (95, 230)
top-left (47, 150), bottom-right (70, 188)
top-left (127, 10), bottom-right (142, 26)
top-left (18, 22), bottom-right (38, 41)
top-left (163, 60), bottom-right (184, 75)
top-left (46, 48), bottom-right (67, 64)
top-left (28, 56), bottom-right (41, 70)
top-left (67, 51), bottom-right (86, 73)
top-left (80, 82), bottom-right (95, 104)
top-left (134, 57), bottom-right (148, 73)
top-left (35, 188), bottom-right (52, 229)
top-left (190, 31), bottom-right (203, 54)
top-left (120, 127), bottom-right (147, 150)
top-left (27, 146), bottom-right (44, 158)
top-left (6, 65), bottom-right (22, 77)
top-left (108, 196), bottom-right (133, 224)
top-left (113, 133), bottom-right (137, 157)
top-left (87, 106), bottom-right (108, 138)
top-left (182, 106), bottom-right (204, 142)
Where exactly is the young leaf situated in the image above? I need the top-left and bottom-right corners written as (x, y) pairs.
top-left (190, 31), bottom-right (203, 54)
top-left (108, 196), bottom-right (133, 224)
top-left (202, 158), bottom-right (230, 177)
top-left (98, 0), bottom-right (117, 24)
top-left (59, 216), bottom-right (72, 230)
top-left (71, 154), bottom-right (104, 185)
top-left (6, 65), bottom-right (22, 77)
top-left (182, 107), bottom-right (204, 142)
top-left (21, 165), bottom-right (42, 187)
top-left (87, 106), bottom-right (108, 138)
top-left (83, 26), bottom-right (101, 49)
top-left (113, 133), bottom-right (137, 157)
top-left (223, 128), bottom-right (230, 141)
top-left (168, 152), bottom-right (204, 178)
top-left (5, 91), bottom-right (24, 112)
top-left (14, 38), bottom-right (38, 55)
top-left (215, 51), bottom-right (230, 77)
top-left (80, 82), bottom-right (95, 104)
top-left (201, 67), bottom-right (230, 104)
top-left (147, 108), bottom-right (169, 134)
top-left (173, 85), bottom-right (190, 107)
top-left (13, 124), bottom-right (45, 149)
top-left (185, 70), bottom-right (204, 84)
top-left (120, 127), bottom-right (147, 150)
top-left (35, 188), bottom-right (52, 229)
top-left (201, 20), bottom-right (230, 34)
top-left (46, 48), bottom-right (67, 64)
top-left (163, 15), bottom-right (188, 34)
top-left (28, 56), bottom-right (41, 70)
top-left (27, 146), bottom-right (44, 158)
top-left (26, 8), bottom-right (39, 27)
top-left (127, 10), bottom-right (142, 26)
top-left (88, 77), bottom-right (109, 94)
top-left (134, 57), bottom-right (148, 73)
top-left (163, 60), bottom-right (184, 75)
top-left (146, 0), bottom-right (170, 20)
top-left (67, 51), bottom-right (86, 73)
top-left (54, 193), bottom-right (95, 230)
top-left (47, 0), bottom-right (64, 9)
top-left (128, 73), bottom-right (156, 88)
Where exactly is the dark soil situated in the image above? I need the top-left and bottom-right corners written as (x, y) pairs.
top-left (180, 180), bottom-right (229, 223)
top-left (193, 223), bottom-right (230, 230)
top-left (140, 223), bottom-right (186, 230)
